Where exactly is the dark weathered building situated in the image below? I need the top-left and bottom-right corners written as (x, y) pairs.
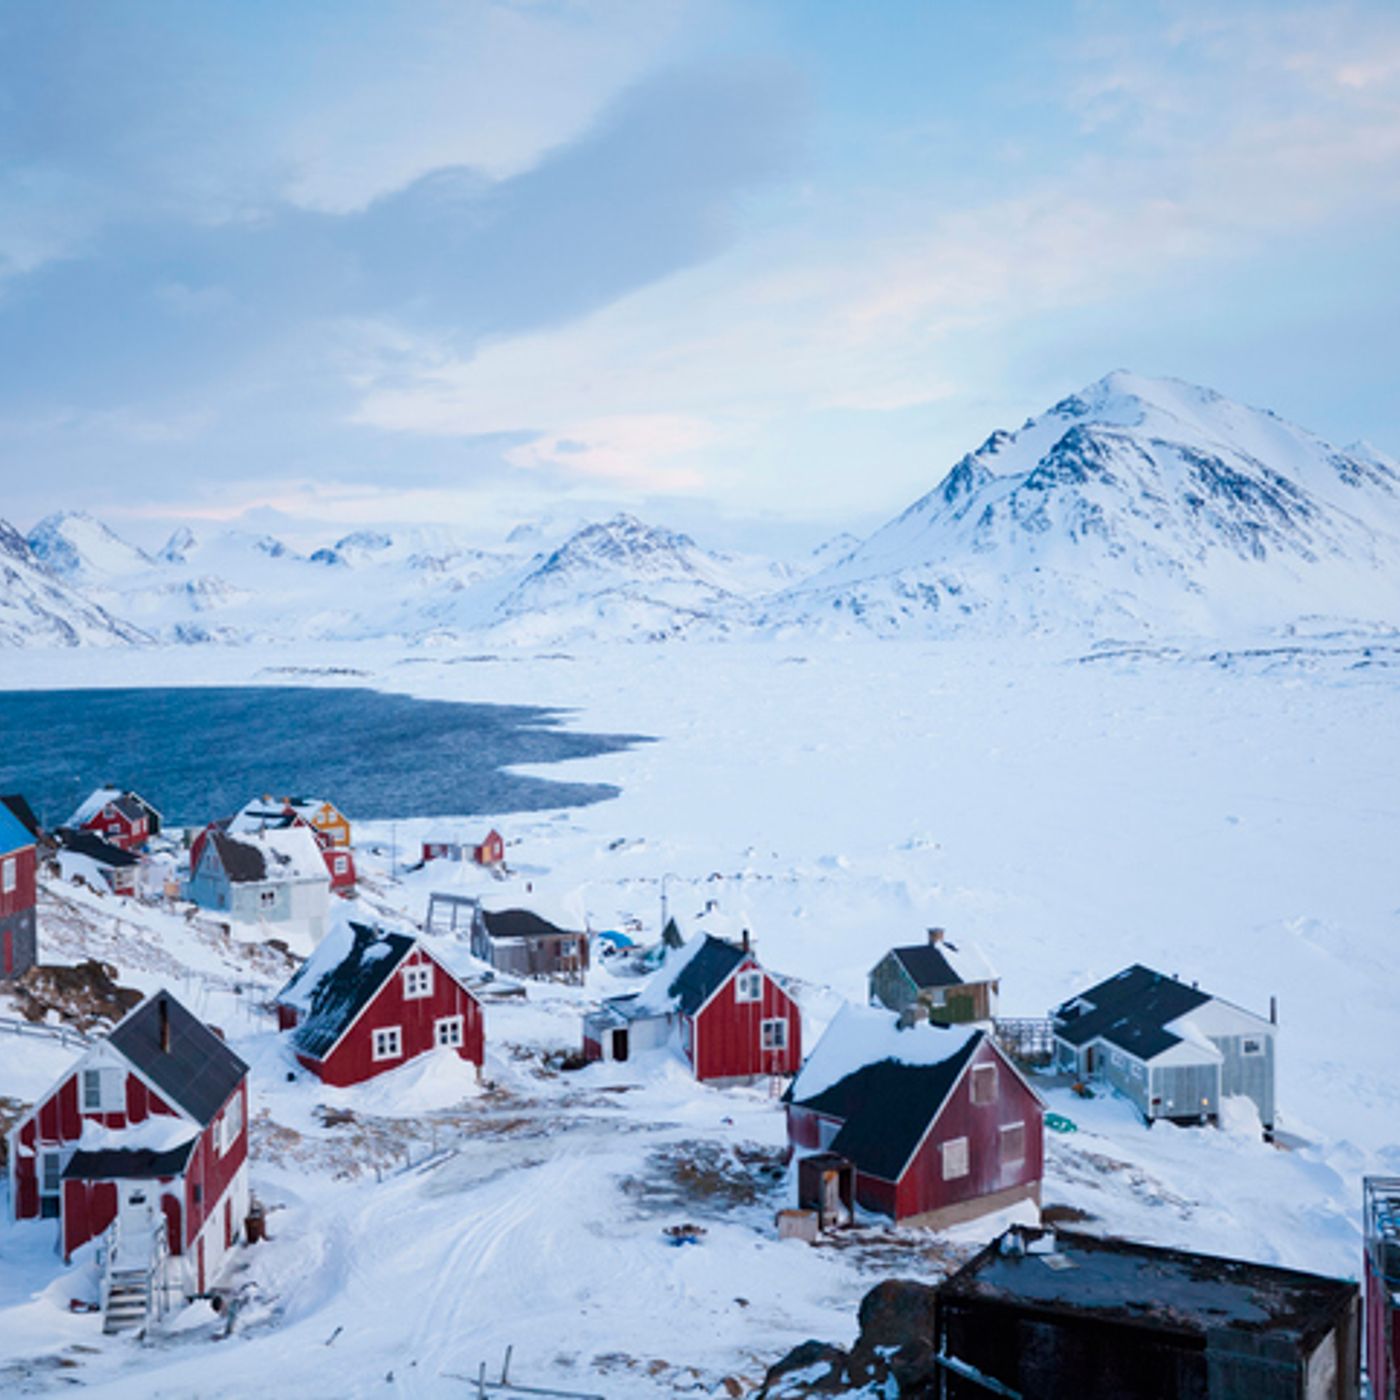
top-left (934, 1226), bottom-right (1359, 1399)
top-left (471, 905), bottom-right (589, 983)
top-left (869, 928), bottom-right (999, 1024)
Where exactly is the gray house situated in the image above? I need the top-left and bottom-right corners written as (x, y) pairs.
top-left (187, 826), bottom-right (330, 938)
top-left (469, 905), bottom-right (589, 984)
top-left (1052, 964), bottom-right (1276, 1138)
top-left (868, 928), bottom-right (999, 1024)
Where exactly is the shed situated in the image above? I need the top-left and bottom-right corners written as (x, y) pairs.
top-left (470, 903), bottom-right (589, 984)
top-left (933, 1225), bottom-right (1359, 1398)
top-left (869, 927), bottom-right (1000, 1023)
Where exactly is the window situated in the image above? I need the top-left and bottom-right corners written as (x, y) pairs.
top-left (760, 1018), bottom-right (788, 1051)
top-left (333, 855), bottom-right (348, 876)
top-left (41, 1150), bottom-right (61, 1196)
top-left (970, 1063), bottom-right (998, 1106)
top-left (81, 1066), bottom-right (123, 1113)
top-left (260, 888), bottom-right (277, 907)
top-left (219, 1093), bottom-right (243, 1155)
top-left (734, 971), bottom-right (762, 1003)
top-left (941, 1136), bottom-right (970, 1180)
top-left (1000, 1121), bottom-right (1026, 1166)
top-left (435, 1015), bottom-right (464, 1049)
top-left (1, 857), bottom-right (14, 894)
top-left (372, 1026), bottom-right (403, 1062)
top-left (1241, 1037), bottom-right (1264, 1056)
top-left (403, 964), bottom-right (434, 1000)
top-left (1111, 1050), bottom-right (1125, 1071)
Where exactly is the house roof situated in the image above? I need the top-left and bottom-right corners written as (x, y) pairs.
top-left (887, 937), bottom-right (997, 990)
top-left (107, 990), bottom-right (248, 1127)
top-left (280, 920), bottom-right (417, 1060)
top-left (56, 827), bottom-right (140, 867)
top-left (63, 1140), bottom-right (198, 1181)
top-left (206, 825), bottom-right (326, 884)
top-left (792, 1034), bottom-right (985, 1182)
top-left (69, 787), bottom-right (152, 828)
top-left (1054, 965), bottom-right (1211, 1060)
top-left (666, 934), bottom-right (748, 1016)
top-left (480, 907), bottom-right (578, 941)
top-left (0, 794), bottom-right (41, 841)
top-left (0, 803), bottom-right (35, 855)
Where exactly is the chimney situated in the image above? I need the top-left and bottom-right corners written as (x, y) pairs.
top-left (1269, 995), bottom-right (1277, 1026)
top-left (928, 927), bottom-right (945, 946)
top-left (158, 995), bottom-right (171, 1053)
top-left (741, 929), bottom-right (750, 955)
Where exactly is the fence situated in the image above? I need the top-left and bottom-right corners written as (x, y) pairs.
top-left (992, 1017), bottom-right (1055, 1067)
top-left (0, 1014), bottom-right (92, 1050)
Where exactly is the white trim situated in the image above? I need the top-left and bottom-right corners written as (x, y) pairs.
top-left (760, 1017), bottom-right (788, 1051)
top-left (734, 970), bottom-right (763, 1004)
top-left (970, 1062), bottom-right (998, 1106)
top-left (1, 857), bottom-right (14, 894)
top-left (434, 1015), bottom-right (464, 1049)
top-left (402, 963), bottom-right (434, 1000)
top-left (371, 1026), bottom-right (403, 1062)
top-left (941, 1136), bottom-right (969, 1180)
top-left (999, 1120), bottom-right (1026, 1166)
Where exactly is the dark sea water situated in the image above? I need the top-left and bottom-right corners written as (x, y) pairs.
top-left (0, 686), bottom-right (649, 828)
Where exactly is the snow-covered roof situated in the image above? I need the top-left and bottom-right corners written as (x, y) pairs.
top-left (68, 786), bottom-right (125, 826)
top-left (788, 1002), bottom-right (980, 1105)
top-left (621, 931), bottom-right (748, 1018)
top-left (476, 887), bottom-right (587, 932)
top-left (887, 935), bottom-right (997, 989)
top-left (210, 824), bottom-right (327, 884)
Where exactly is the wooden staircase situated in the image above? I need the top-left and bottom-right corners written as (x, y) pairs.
top-left (102, 1266), bottom-right (152, 1335)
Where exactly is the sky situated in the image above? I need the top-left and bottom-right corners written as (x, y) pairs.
top-left (3, 0), bottom-right (1400, 553)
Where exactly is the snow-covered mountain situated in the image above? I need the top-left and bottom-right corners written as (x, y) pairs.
top-left (0, 519), bottom-right (149, 647)
top-left (27, 511), bottom-right (154, 583)
top-left (773, 371), bottom-right (1400, 638)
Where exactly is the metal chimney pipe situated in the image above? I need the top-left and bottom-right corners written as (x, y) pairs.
top-left (929, 927), bottom-right (945, 945)
top-left (159, 995), bottom-right (171, 1052)
top-left (1270, 995), bottom-right (1277, 1025)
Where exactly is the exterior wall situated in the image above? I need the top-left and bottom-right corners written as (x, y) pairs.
top-left (786, 1105), bottom-right (843, 1153)
top-left (868, 954), bottom-right (919, 1013)
top-left (11, 1051), bottom-right (181, 1224)
top-left (478, 932), bottom-right (589, 981)
top-left (323, 846), bottom-right (356, 894)
top-left (1213, 1031), bottom-right (1275, 1129)
top-left (309, 805), bottom-right (351, 848)
top-left (1152, 1061), bottom-right (1220, 1122)
top-left (891, 1040), bottom-right (1043, 1224)
top-left (1, 905), bottom-right (38, 980)
top-left (0, 843), bottom-right (37, 921)
top-left (82, 807), bottom-right (147, 853)
top-left (924, 980), bottom-right (996, 1025)
top-left (1365, 1254), bottom-right (1400, 1400)
top-left (183, 1082), bottom-right (248, 1253)
top-left (476, 831), bottom-right (504, 865)
top-left (691, 959), bottom-right (802, 1082)
top-left (305, 947), bottom-right (484, 1087)
top-left (1101, 1045), bottom-right (1152, 1118)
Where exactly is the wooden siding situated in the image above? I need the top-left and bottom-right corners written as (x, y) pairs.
top-left (891, 1040), bottom-right (1043, 1223)
top-left (0, 843), bottom-right (36, 920)
top-left (869, 953), bottom-right (919, 1013)
top-left (303, 947), bottom-right (484, 1087)
top-left (691, 959), bottom-right (802, 1081)
top-left (183, 1084), bottom-right (247, 1252)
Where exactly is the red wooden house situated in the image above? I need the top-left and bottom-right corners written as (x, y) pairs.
top-left (785, 1003), bottom-right (1044, 1230)
top-left (0, 801), bottom-right (38, 979)
top-left (67, 787), bottom-right (159, 853)
top-left (7, 991), bottom-right (249, 1326)
top-left (275, 919), bottom-right (484, 1087)
top-left (421, 828), bottom-right (505, 867)
top-left (583, 932), bottom-right (802, 1084)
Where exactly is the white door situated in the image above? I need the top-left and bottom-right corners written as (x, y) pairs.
top-left (117, 1183), bottom-right (156, 1255)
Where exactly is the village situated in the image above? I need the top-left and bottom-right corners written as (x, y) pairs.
top-left (0, 776), bottom-right (1395, 1399)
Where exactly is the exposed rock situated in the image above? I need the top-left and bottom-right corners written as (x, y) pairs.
top-left (755, 1339), bottom-right (851, 1397)
top-left (15, 959), bottom-right (143, 1030)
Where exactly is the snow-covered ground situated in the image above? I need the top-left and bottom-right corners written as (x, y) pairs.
top-left (1, 633), bottom-right (1398, 1395)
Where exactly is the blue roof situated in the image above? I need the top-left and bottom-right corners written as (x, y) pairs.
top-left (0, 805), bottom-right (34, 856)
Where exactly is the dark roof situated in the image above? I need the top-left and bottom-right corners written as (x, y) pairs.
top-left (111, 794), bottom-right (147, 824)
top-left (56, 827), bottom-right (140, 867)
top-left (938, 1227), bottom-right (1357, 1349)
top-left (207, 829), bottom-right (267, 882)
top-left (64, 1140), bottom-right (197, 1181)
top-left (285, 923), bottom-right (415, 1060)
top-left (108, 991), bottom-right (248, 1127)
top-left (1, 794), bottom-right (41, 840)
top-left (480, 908), bottom-right (578, 941)
top-left (1054, 965), bottom-right (1210, 1059)
top-left (889, 943), bottom-right (964, 989)
top-left (668, 935), bottom-right (748, 1016)
top-left (792, 1033), bottom-right (984, 1181)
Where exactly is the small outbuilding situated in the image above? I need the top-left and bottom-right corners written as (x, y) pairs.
top-left (868, 927), bottom-right (1000, 1024)
top-left (470, 903), bottom-right (589, 984)
top-left (421, 828), bottom-right (505, 867)
top-left (933, 1225), bottom-right (1359, 1399)
top-left (786, 1002), bottom-right (1043, 1230)
top-left (55, 827), bottom-right (141, 897)
top-left (1052, 964), bottom-right (1277, 1136)
top-left (275, 919), bottom-right (484, 1087)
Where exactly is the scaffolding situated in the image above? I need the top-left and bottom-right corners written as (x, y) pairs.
top-left (1365, 1176), bottom-right (1400, 1400)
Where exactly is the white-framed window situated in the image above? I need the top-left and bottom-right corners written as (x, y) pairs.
top-left (259, 888), bottom-right (277, 907)
top-left (760, 1017), bottom-right (788, 1051)
top-left (734, 970), bottom-right (762, 1003)
top-left (333, 855), bottom-right (348, 876)
top-left (435, 1015), bottom-right (464, 1049)
top-left (81, 1066), bottom-right (124, 1114)
top-left (1241, 1037), bottom-right (1264, 1056)
top-left (403, 964), bottom-right (434, 1000)
top-left (1, 857), bottom-right (14, 894)
top-left (970, 1063), bottom-right (998, 1106)
top-left (1000, 1121), bottom-right (1026, 1166)
top-left (218, 1092), bottom-right (244, 1155)
top-left (372, 1026), bottom-right (403, 1062)
top-left (41, 1150), bottom-right (61, 1198)
top-left (941, 1136), bottom-right (970, 1180)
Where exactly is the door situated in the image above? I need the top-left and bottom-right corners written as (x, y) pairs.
top-left (611, 1029), bottom-right (629, 1062)
top-left (116, 1182), bottom-right (157, 1269)
top-left (197, 1236), bottom-right (205, 1294)
top-left (224, 1197), bottom-right (234, 1249)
